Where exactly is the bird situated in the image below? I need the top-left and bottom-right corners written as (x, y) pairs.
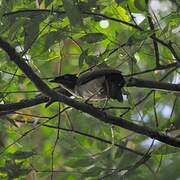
top-left (50, 69), bottom-right (125, 102)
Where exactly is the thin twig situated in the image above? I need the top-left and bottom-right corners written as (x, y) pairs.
top-left (147, 14), bottom-right (160, 67)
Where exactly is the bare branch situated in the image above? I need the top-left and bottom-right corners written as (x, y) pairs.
top-left (0, 37), bottom-right (180, 148)
top-left (147, 14), bottom-right (160, 67)
top-left (126, 77), bottom-right (180, 93)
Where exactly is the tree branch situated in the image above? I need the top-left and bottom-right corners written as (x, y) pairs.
top-left (13, 119), bottom-right (145, 156)
top-left (0, 95), bottom-right (48, 113)
top-left (126, 77), bottom-right (180, 93)
top-left (147, 14), bottom-right (160, 67)
top-left (0, 37), bottom-right (180, 148)
top-left (125, 62), bottom-right (179, 76)
top-left (83, 11), bottom-right (179, 63)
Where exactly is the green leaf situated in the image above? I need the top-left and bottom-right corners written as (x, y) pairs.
top-left (0, 160), bottom-right (31, 179)
top-left (8, 19), bottom-right (24, 40)
top-left (134, 0), bottom-right (146, 11)
top-left (115, 0), bottom-right (126, 4)
top-left (81, 33), bottom-right (107, 43)
top-left (79, 49), bottom-right (88, 69)
top-left (85, 55), bottom-right (98, 66)
top-left (45, 0), bottom-right (52, 7)
top-left (43, 28), bottom-right (67, 51)
top-left (127, 30), bottom-right (154, 45)
top-left (62, 0), bottom-right (83, 26)
top-left (10, 151), bottom-right (36, 159)
top-left (78, 1), bottom-right (96, 12)
top-left (154, 145), bottom-right (180, 155)
top-left (24, 18), bottom-right (40, 52)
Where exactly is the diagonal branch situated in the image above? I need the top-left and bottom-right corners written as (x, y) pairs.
top-left (147, 14), bottom-right (160, 67)
top-left (0, 37), bottom-right (180, 148)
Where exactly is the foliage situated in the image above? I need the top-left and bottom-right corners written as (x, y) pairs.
top-left (0, 0), bottom-right (179, 179)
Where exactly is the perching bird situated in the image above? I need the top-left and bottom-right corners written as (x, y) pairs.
top-left (50, 69), bottom-right (125, 102)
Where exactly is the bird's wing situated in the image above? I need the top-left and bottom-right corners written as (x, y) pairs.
top-left (76, 69), bottom-right (123, 85)
top-left (75, 76), bottom-right (106, 99)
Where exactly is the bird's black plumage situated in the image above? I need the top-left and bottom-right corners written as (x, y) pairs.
top-left (50, 69), bottom-right (125, 101)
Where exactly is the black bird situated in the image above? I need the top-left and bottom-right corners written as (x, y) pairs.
top-left (50, 69), bottom-right (125, 102)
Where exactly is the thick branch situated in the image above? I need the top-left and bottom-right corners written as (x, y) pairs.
top-left (0, 95), bottom-right (48, 113)
top-left (0, 88), bottom-right (72, 115)
top-left (126, 78), bottom-right (180, 93)
top-left (1, 77), bottom-right (179, 113)
top-left (0, 37), bottom-right (180, 148)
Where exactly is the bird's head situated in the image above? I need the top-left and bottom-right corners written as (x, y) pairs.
top-left (50, 74), bottom-right (77, 89)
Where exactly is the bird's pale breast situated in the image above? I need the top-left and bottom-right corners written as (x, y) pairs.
top-left (74, 76), bottom-right (106, 99)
